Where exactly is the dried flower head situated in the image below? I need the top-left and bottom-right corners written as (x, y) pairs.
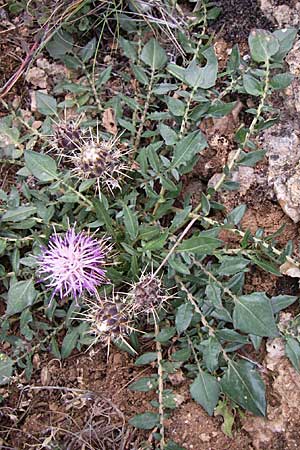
top-left (51, 121), bottom-right (130, 193)
top-left (77, 137), bottom-right (128, 186)
top-left (81, 295), bottom-right (130, 345)
top-left (128, 273), bottom-right (171, 315)
top-left (53, 120), bottom-right (83, 153)
top-left (37, 227), bottom-right (111, 302)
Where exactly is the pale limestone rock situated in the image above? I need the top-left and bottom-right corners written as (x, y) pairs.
top-left (265, 128), bottom-right (300, 223)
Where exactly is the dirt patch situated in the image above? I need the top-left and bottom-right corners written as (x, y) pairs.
top-left (166, 398), bottom-right (252, 449)
top-left (210, 0), bottom-right (274, 41)
top-left (0, 347), bottom-right (151, 449)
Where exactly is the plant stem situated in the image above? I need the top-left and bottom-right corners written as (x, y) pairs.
top-left (179, 279), bottom-right (229, 362)
top-left (153, 214), bottom-right (200, 277)
top-left (59, 179), bottom-right (94, 209)
top-left (208, 59), bottom-right (270, 198)
top-left (132, 67), bottom-right (155, 156)
top-left (179, 84), bottom-right (198, 137)
top-left (154, 317), bottom-right (165, 449)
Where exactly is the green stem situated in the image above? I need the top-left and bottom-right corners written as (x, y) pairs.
top-left (132, 67), bottom-right (156, 157)
top-left (154, 317), bottom-right (165, 449)
top-left (208, 59), bottom-right (270, 198)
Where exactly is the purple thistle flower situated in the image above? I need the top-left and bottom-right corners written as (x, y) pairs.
top-left (37, 227), bottom-right (110, 302)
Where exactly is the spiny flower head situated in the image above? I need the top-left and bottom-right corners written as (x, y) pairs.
top-left (51, 121), bottom-right (130, 193)
top-left (53, 120), bottom-right (83, 153)
top-left (72, 134), bottom-right (130, 192)
top-left (37, 227), bottom-right (111, 302)
top-left (128, 273), bottom-right (171, 315)
top-left (79, 293), bottom-right (130, 346)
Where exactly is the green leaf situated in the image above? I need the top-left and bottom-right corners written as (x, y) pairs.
top-left (171, 130), bottom-right (207, 169)
top-left (227, 204), bottom-right (247, 225)
top-left (271, 295), bottom-right (298, 314)
top-left (97, 66), bottom-right (112, 86)
top-left (207, 101), bottom-right (237, 118)
top-left (206, 283), bottom-right (222, 307)
top-left (215, 400), bottom-right (235, 437)
top-left (175, 303), bottom-right (194, 333)
top-left (250, 256), bottom-right (281, 276)
top-left (118, 118), bottom-right (136, 133)
top-left (46, 30), bottom-right (73, 59)
top-left (233, 292), bottom-right (278, 337)
top-left (243, 73), bottom-right (263, 96)
top-left (167, 97), bottom-right (185, 116)
top-left (61, 328), bottom-right (79, 359)
top-left (238, 149), bottom-right (266, 166)
top-left (170, 206), bottom-right (192, 231)
top-left (201, 336), bottom-right (222, 372)
top-left (0, 239), bottom-right (6, 256)
top-left (272, 28), bottom-right (297, 61)
top-left (167, 63), bottom-right (186, 82)
top-left (285, 336), bottom-right (300, 372)
top-left (79, 37), bottom-right (97, 62)
top-left (1, 205), bottom-right (37, 222)
top-left (165, 441), bottom-right (185, 450)
top-left (119, 36), bottom-right (137, 61)
top-left (51, 337), bottom-right (61, 359)
top-left (123, 204), bottom-right (138, 240)
top-left (132, 64), bottom-right (149, 84)
top-left (0, 354), bottom-right (14, 385)
top-left (128, 376), bottom-right (158, 392)
top-left (36, 91), bottom-right (58, 116)
top-left (94, 198), bottom-right (116, 240)
top-left (221, 360), bottom-right (266, 416)
top-left (168, 257), bottom-right (190, 275)
top-left (190, 372), bottom-right (220, 416)
top-left (6, 279), bottom-right (37, 316)
top-left (270, 73), bottom-right (294, 90)
top-left (227, 44), bottom-right (240, 73)
top-left (201, 193), bottom-right (210, 216)
top-left (153, 83), bottom-right (178, 95)
top-left (185, 47), bottom-right (218, 89)
top-left (219, 256), bottom-right (250, 276)
top-left (135, 352), bottom-right (157, 366)
top-left (25, 150), bottom-right (58, 182)
top-left (250, 334), bottom-right (263, 351)
top-left (178, 235), bottom-right (222, 254)
top-left (159, 123), bottom-right (177, 145)
top-left (156, 327), bottom-right (176, 343)
top-left (248, 29), bottom-right (279, 63)
top-left (129, 412), bottom-right (159, 430)
top-left (172, 347), bottom-right (191, 361)
top-left (142, 232), bottom-right (168, 251)
top-left (141, 38), bottom-right (167, 70)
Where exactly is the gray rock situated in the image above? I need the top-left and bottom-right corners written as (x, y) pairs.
top-left (264, 127), bottom-right (300, 223)
top-left (259, 0), bottom-right (300, 27)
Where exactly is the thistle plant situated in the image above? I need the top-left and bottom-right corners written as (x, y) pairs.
top-left (37, 227), bottom-right (111, 302)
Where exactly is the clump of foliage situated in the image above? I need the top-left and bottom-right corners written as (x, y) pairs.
top-left (0, 1), bottom-right (299, 448)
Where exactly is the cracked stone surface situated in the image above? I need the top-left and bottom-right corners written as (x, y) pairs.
top-left (263, 37), bottom-right (300, 223)
top-left (260, 0), bottom-right (300, 27)
top-left (264, 126), bottom-right (300, 223)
